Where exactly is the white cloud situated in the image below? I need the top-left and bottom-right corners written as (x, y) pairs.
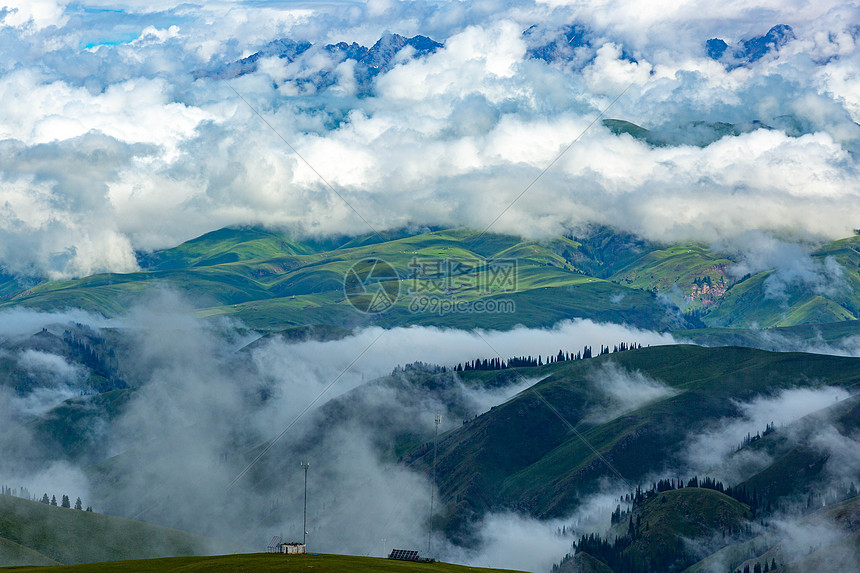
top-left (583, 43), bottom-right (652, 95)
top-left (447, 512), bottom-right (572, 572)
top-left (683, 386), bottom-right (851, 481)
top-left (0, 1), bottom-right (859, 278)
top-left (0, 0), bottom-right (69, 31)
top-left (714, 231), bottom-right (848, 302)
top-left (586, 362), bottom-right (678, 422)
top-left (0, 70), bottom-right (212, 152)
top-left (248, 318), bottom-right (676, 413)
top-left (130, 25), bottom-right (181, 47)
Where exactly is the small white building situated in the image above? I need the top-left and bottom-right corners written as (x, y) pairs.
top-left (279, 542), bottom-right (306, 555)
top-left (266, 535), bottom-right (306, 555)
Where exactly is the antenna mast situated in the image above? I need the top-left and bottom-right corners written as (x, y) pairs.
top-left (428, 414), bottom-right (441, 556)
top-left (300, 461), bottom-right (310, 549)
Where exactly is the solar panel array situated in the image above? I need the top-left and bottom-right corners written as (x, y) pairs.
top-left (388, 549), bottom-right (420, 561)
top-left (267, 536), bottom-right (283, 551)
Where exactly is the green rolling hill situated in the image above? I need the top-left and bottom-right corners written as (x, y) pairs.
top-left (700, 235), bottom-right (860, 329)
top-left (0, 228), bottom-right (677, 332)
top-left (0, 226), bottom-right (857, 332)
top-left (0, 494), bottom-right (244, 567)
top-left (9, 344), bottom-right (858, 552)
top-left (560, 487), bottom-right (753, 572)
top-left (734, 393), bottom-right (860, 508)
top-left (399, 346), bottom-right (860, 536)
top-left (683, 496), bottom-right (860, 573)
top-left (557, 552), bottom-right (613, 573)
top-left (602, 116), bottom-right (806, 148)
top-left (620, 488), bottom-right (752, 568)
top-left (608, 244), bottom-right (731, 297)
top-left (135, 227), bottom-right (323, 270)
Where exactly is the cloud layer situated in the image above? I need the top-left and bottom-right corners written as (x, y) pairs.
top-left (1, 1), bottom-right (859, 277)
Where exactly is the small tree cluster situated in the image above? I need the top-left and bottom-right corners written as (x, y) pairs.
top-left (453, 341), bottom-right (643, 372)
top-left (734, 558), bottom-right (777, 573)
top-left (38, 492), bottom-right (90, 511)
top-left (736, 422), bottom-right (776, 451)
top-left (1, 485), bottom-right (32, 498)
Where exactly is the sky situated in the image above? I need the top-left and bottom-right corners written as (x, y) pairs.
top-left (0, 0), bottom-right (859, 279)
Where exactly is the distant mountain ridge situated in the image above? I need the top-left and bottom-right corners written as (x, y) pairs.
top-left (203, 32), bottom-right (443, 92)
top-left (203, 22), bottom-right (798, 94)
top-left (1, 226), bottom-right (858, 332)
top-left (707, 24), bottom-right (796, 66)
top-left (523, 22), bottom-right (795, 69)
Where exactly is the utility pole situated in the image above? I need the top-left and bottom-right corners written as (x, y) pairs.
top-left (301, 461), bottom-right (310, 549)
top-left (428, 414), bottom-right (441, 557)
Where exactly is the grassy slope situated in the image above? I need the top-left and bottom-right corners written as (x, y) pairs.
top-left (0, 328), bottom-right (127, 396)
top-left (0, 388), bottom-right (135, 469)
top-left (736, 394), bottom-right (860, 506)
top-left (778, 531), bottom-right (860, 573)
top-left (620, 488), bottom-right (751, 569)
top-left (1, 229), bottom-right (672, 331)
top-left (402, 345), bottom-right (860, 533)
top-left (609, 244), bottom-right (731, 300)
top-left (684, 496), bottom-right (860, 573)
top-left (2, 553), bottom-right (524, 573)
top-left (1, 227), bottom-right (858, 331)
top-left (674, 320), bottom-right (860, 350)
top-left (602, 119), bottom-right (654, 142)
top-left (137, 227), bottom-right (322, 270)
top-left (0, 495), bottom-right (243, 566)
top-left (602, 118), bottom-right (776, 148)
top-left (558, 552), bottom-right (613, 573)
top-left (556, 488), bottom-right (752, 572)
top-left (703, 236), bottom-right (860, 328)
top-left (0, 538), bottom-right (57, 567)
top-left (502, 347), bottom-right (860, 514)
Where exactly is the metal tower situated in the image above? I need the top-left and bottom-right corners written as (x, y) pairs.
top-left (428, 414), bottom-right (441, 556)
top-left (300, 461), bottom-right (310, 548)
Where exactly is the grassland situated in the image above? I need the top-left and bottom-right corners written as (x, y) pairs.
top-left (702, 235), bottom-right (860, 328)
top-left (683, 496), bottom-right (860, 573)
top-left (1, 226), bottom-right (858, 331)
top-left (2, 553), bottom-right (524, 572)
top-left (3, 344), bottom-right (859, 571)
top-left (555, 487), bottom-right (755, 572)
top-left (619, 488), bottom-right (751, 570)
top-left (608, 243), bottom-right (731, 297)
top-left (402, 345), bottom-right (860, 533)
top-left (0, 228), bottom-right (673, 331)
